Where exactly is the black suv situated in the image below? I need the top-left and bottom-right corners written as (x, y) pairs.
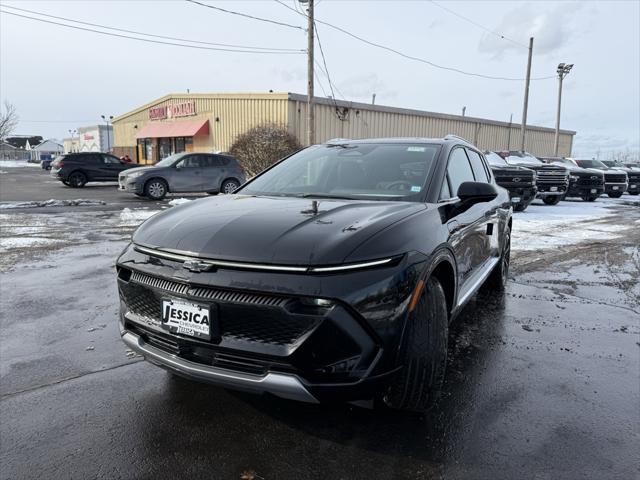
top-left (116, 135), bottom-right (512, 412)
top-left (541, 157), bottom-right (605, 201)
top-left (484, 151), bottom-right (536, 211)
top-left (574, 159), bottom-right (628, 198)
top-left (498, 151), bottom-right (569, 205)
top-left (51, 152), bottom-right (138, 188)
top-left (602, 160), bottom-right (639, 195)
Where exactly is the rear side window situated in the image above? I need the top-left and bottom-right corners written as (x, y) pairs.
top-left (447, 148), bottom-right (475, 195)
top-left (466, 149), bottom-right (490, 182)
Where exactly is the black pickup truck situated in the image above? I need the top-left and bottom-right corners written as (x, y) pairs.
top-left (485, 151), bottom-right (537, 211)
top-left (541, 157), bottom-right (605, 201)
top-left (574, 159), bottom-right (628, 198)
top-left (498, 151), bottom-right (569, 205)
top-left (602, 160), bottom-right (639, 196)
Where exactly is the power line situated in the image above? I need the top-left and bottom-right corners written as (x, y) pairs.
top-left (273, 0), bottom-right (553, 81)
top-left (185, 0), bottom-right (304, 31)
top-left (2, 5), bottom-right (304, 52)
top-left (428, 0), bottom-right (528, 49)
top-left (313, 22), bottom-right (337, 101)
top-left (0, 9), bottom-right (305, 55)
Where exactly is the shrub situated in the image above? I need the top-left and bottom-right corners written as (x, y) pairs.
top-left (229, 124), bottom-right (302, 177)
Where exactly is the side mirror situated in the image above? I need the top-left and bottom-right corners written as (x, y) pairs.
top-left (456, 181), bottom-right (498, 204)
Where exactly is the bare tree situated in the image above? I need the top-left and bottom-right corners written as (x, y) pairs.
top-left (0, 101), bottom-right (19, 141)
top-left (229, 124), bottom-right (302, 177)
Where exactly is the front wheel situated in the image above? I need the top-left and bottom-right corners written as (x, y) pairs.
top-left (628, 191), bottom-right (639, 196)
top-left (144, 179), bottom-right (168, 200)
top-left (542, 196), bottom-right (561, 205)
top-left (608, 192), bottom-right (623, 198)
top-left (383, 276), bottom-right (448, 413)
top-left (221, 179), bottom-right (240, 194)
top-left (582, 194), bottom-right (598, 202)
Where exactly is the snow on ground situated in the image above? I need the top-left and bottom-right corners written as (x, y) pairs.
top-left (0, 160), bottom-right (40, 168)
top-left (118, 208), bottom-right (158, 226)
top-left (0, 199), bottom-right (107, 210)
top-left (0, 236), bottom-right (58, 251)
top-left (167, 198), bottom-right (192, 206)
top-left (511, 197), bottom-right (634, 251)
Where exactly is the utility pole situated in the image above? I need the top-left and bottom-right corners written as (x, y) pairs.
top-left (305, 0), bottom-right (315, 146)
top-left (519, 37), bottom-right (533, 152)
top-left (506, 113), bottom-right (513, 150)
top-left (554, 63), bottom-right (573, 156)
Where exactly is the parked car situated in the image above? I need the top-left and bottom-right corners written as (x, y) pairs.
top-left (50, 152), bottom-right (138, 187)
top-left (41, 156), bottom-right (56, 170)
top-left (118, 152), bottom-right (245, 200)
top-left (601, 160), bottom-right (639, 195)
top-left (572, 159), bottom-right (628, 198)
top-left (541, 157), bottom-right (605, 201)
top-left (484, 151), bottom-right (536, 211)
top-left (498, 151), bottom-right (569, 205)
top-left (116, 135), bottom-right (512, 412)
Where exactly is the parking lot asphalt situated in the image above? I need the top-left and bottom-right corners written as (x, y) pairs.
top-left (1, 168), bottom-right (639, 479)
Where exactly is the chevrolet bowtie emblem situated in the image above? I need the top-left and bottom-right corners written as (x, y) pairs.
top-left (182, 259), bottom-right (212, 273)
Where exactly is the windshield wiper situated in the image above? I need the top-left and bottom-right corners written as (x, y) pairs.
top-left (296, 193), bottom-right (355, 200)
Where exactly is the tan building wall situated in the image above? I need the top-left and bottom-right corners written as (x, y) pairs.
top-left (113, 92), bottom-right (575, 163)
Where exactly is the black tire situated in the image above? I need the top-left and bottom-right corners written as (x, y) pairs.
top-left (514, 203), bottom-right (528, 212)
top-left (628, 192), bottom-right (639, 196)
top-left (384, 276), bottom-right (448, 413)
top-left (67, 171), bottom-right (87, 188)
top-left (485, 226), bottom-right (511, 291)
top-left (608, 192), bottom-right (623, 198)
top-left (62, 180), bottom-right (70, 187)
top-left (144, 178), bottom-right (168, 200)
top-left (221, 178), bottom-right (240, 194)
top-left (134, 193), bottom-right (145, 198)
top-left (584, 195), bottom-right (598, 202)
top-left (542, 196), bottom-right (561, 205)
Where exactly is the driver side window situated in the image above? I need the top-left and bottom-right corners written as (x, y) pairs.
top-left (176, 155), bottom-right (201, 168)
top-left (446, 148), bottom-right (475, 197)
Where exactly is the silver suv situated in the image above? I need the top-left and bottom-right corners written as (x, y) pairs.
top-left (118, 153), bottom-right (246, 200)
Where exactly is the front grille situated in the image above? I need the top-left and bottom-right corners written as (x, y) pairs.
top-left (536, 171), bottom-right (568, 184)
top-left (494, 175), bottom-right (535, 186)
top-left (604, 173), bottom-right (627, 183)
top-left (120, 273), bottom-right (322, 349)
top-left (576, 175), bottom-right (604, 187)
top-left (126, 321), bottom-right (295, 376)
top-left (628, 173), bottom-right (640, 183)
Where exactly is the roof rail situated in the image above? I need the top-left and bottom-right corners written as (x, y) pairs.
top-left (444, 134), bottom-right (471, 143)
top-left (326, 138), bottom-right (352, 144)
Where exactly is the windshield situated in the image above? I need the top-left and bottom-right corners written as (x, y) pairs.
top-left (240, 143), bottom-right (440, 201)
top-left (601, 160), bottom-right (618, 168)
top-left (505, 152), bottom-right (543, 166)
top-left (484, 151), bottom-right (507, 166)
top-left (154, 153), bottom-right (186, 168)
top-left (575, 159), bottom-right (607, 169)
top-left (548, 158), bottom-right (573, 166)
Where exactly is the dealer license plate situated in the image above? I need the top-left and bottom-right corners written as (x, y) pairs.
top-left (590, 189), bottom-right (597, 194)
top-left (161, 298), bottom-right (212, 340)
top-left (612, 186), bottom-right (619, 190)
top-left (550, 186), bottom-right (558, 192)
top-left (511, 197), bottom-right (521, 203)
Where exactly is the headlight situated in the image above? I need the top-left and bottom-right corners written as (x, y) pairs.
top-left (126, 171), bottom-right (144, 179)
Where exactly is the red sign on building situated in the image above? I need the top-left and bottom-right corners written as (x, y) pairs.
top-left (149, 101), bottom-right (197, 121)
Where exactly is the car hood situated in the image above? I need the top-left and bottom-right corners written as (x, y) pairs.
top-left (133, 195), bottom-right (426, 265)
top-left (490, 165), bottom-right (534, 174)
top-left (121, 166), bottom-right (156, 176)
top-left (566, 166), bottom-right (603, 176)
top-left (508, 163), bottom-right (567, 173)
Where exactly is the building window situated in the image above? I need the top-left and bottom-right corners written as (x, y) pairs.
top-left (137, 138), bottom-right (153, 161)
top-left (159, 138), bottom-right (172, 159)
top-left (175, 137), bottom-right (185, 153)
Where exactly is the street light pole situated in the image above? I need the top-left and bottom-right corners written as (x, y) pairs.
top-left (554, 63), bottom-right (573, 156)
top-left (101, 115), bottom-right (114, 153)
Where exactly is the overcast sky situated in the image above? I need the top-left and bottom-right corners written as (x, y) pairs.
top-left (1, 0), bottom-right (638, 159)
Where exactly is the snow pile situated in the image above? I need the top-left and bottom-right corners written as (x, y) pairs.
top-left (0, 236), bottom-right (58, 251)
top-left (168, 198), bottom-right (192, 207)
top-left (511, 198), bottom-right (629, 251)
top-left (119, 208), bottom-right (158, 226)
top-left (0, 160), bottom-right (40, 168)
top-left (0, 199), bottom-right (106, 210)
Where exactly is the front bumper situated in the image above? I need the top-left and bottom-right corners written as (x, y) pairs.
top-left (504, 186), bottom-right (536, 208)
top-left (536, 184), bottom-right (567, 197)
top-left (116, 245), bottom-right (425, 402)
top-left (122, 329), bottom-right (318, 403)
top-left (604, 183), bottom-right (628, 194)
top-left (119, 177), bottom-right (143, 193)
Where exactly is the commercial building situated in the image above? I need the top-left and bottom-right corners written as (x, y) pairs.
top-left (77, 125), bottom-right (113, 153)
top-left (112, 92), bottom-right (575, 164)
